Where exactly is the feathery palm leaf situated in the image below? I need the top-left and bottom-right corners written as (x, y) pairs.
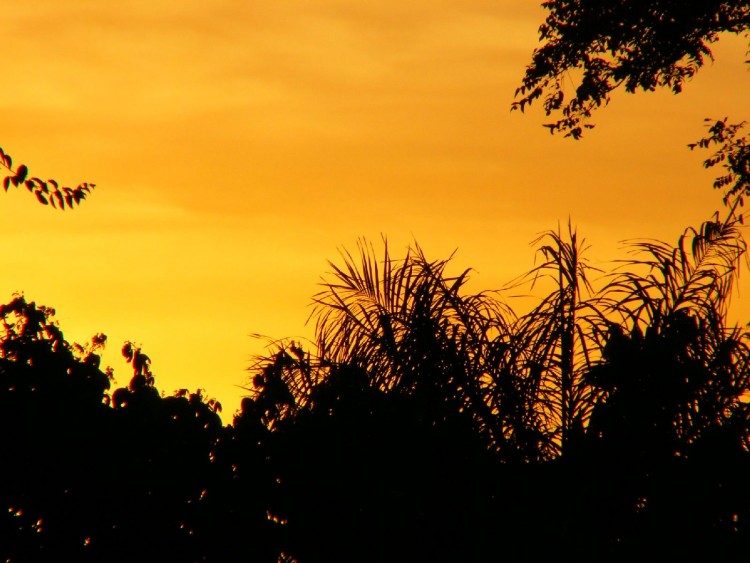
top-left (588, 214), bottom-right (750, 453)
top-left (601, 214), bottom-right (746, 330)
top-left (309, 238), bottom-right (543, 457)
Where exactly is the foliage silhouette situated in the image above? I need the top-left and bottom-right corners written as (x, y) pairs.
top-left (512, 0), bottom-right (750, 139)
top-left (4, 5), bottom-right (750, 556)
top-left (570, 217), bottom-right (750, 558)
top-left (689, 118), bottom-right (750, 211)
top-left (3, 209), bottom-right (750, 560)
top-left (513, 1), bottom-right (750, 217)
top-left (0, 146), bottom-right (94, 209)
top-left (258, 361), bottom-right (499, 562)
top-left (504, 221), bottom-right (606, 457)
top-left (240, 213), bottom-right (750, 560)
top-left (309, 238), bottom-right (530, 459)
top-left (0, 296), bottom-right (279, 562)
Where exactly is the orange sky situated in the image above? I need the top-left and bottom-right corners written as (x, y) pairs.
top-left (2, 1), bottom-right (749, 421)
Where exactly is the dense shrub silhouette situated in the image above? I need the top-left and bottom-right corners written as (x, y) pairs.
top-left (0, 297), bottom-right (276, 562)
top-left (250, 360), bottom-right (498, 562)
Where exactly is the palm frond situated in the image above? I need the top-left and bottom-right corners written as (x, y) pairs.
top-left (307, 237), bottom-right (540, 458)
top-left (601, 214), bottom-right (746, 330)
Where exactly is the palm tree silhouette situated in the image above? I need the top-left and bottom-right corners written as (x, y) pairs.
top-left (500, 222), bottom-right (606, 458)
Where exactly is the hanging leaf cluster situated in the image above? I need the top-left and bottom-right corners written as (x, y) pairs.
top-left (689, 118), bottom-right (750, 210)
top-left (0, 146), bottom-right (94, 209)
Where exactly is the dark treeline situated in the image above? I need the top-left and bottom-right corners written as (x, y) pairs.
top-left (3, 212), bottom-right (750, 562)
top-left (3, 1), bottom-right (750, 560)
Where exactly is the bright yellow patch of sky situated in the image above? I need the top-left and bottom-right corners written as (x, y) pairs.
top-left (1, 1), bottom-right (748, 421)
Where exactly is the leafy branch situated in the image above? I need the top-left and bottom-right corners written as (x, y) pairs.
top-left (0, 146), bottom-right (94, 209)
top-left (688, 118), bottom-right (750, 210)
top-left (512, 1), bottom-right (750, 139)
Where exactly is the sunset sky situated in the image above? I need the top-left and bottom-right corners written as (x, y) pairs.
top-left (2, 1), bottom-right (749, 421)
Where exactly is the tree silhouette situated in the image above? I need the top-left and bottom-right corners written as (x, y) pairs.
top-left (0, 296), bottom-right (280, 562)
top-left (0, 296), bottom-right (113, 561)
top-left (570, 214), bottom-right (750, 558)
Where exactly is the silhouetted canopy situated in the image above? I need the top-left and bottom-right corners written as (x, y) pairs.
top-left (513, 1), bottom-right (750, 138)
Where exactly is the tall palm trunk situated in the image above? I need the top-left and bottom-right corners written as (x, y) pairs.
top-left (559, 249), bottom-right (574, 451)
top-left (509, 222), bottom-right (602, 457)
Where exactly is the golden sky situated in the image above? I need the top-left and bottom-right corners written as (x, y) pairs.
top-left (2, 1), bottom-right (749, 421)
